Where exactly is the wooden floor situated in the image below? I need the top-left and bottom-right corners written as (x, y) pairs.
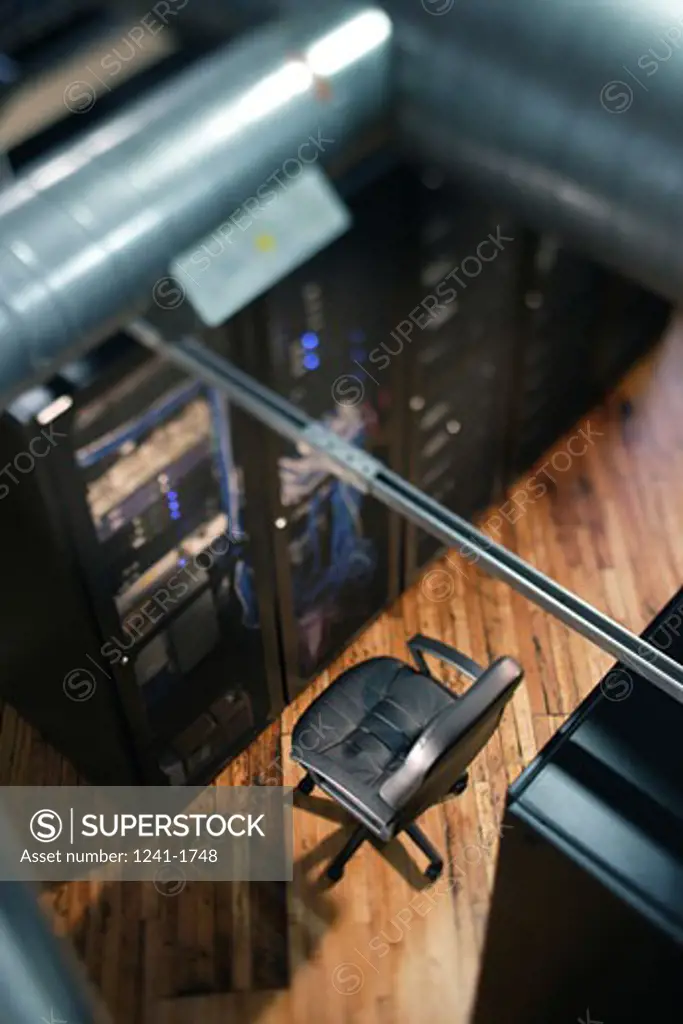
top-left (2, 319), bottom-right (683, 1023)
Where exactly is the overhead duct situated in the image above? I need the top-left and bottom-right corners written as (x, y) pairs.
top-left (393, 0), bottom-right (683, 301)
top-left (0, 818), bottom-right (109, 1024)
top-left (0, 4), bottom-right (393, 408)
top-left (2, 0), bottom-right (683, 405)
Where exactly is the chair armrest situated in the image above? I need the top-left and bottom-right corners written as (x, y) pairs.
top-left (408, 634), bottom-right (484, 681)
top-left (380, 656), bottom-right (523, 809)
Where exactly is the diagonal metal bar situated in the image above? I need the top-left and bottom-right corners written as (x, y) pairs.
top-left (130, 321), bottom-right (683, 705)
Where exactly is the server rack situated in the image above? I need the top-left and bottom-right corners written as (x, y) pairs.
top-left (402, 172), bottom-right (523, 579)
top-left (0, 310), bottom-right (284, 785)
top-left (226, 162), bottom-right (412, 699)
top-left (591, 272), bottom-right (673, 399)
top-left (509, 234), bottom-right (672, 478)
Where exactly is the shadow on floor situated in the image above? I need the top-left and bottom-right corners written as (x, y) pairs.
top-left (55, 787), bottom-right (442, 1023)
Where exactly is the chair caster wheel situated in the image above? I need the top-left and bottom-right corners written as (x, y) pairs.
top-left (297, 774), bottom-right (315, 795)
top-left (450, 773), bottom-right (468, 796)
top-left (327, 863), bottom-right (344, 883)
top-left (425, 862), bottom-right (443, 882)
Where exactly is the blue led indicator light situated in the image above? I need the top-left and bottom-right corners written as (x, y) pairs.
top-left (301, 332), bottom-right (319, 350)
top-left (167, 490), bottom-right (178, 500)
top-left (303, 352), bottom-right (320, 370)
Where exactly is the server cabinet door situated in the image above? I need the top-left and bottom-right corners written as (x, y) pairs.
top-left (18, 313), bottom-right (285, 784)
top-left (229, 167), bottom-right (411, 698)
top-left (404, 173), bottom-right (522, 579)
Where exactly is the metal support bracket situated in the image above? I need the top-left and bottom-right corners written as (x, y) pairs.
top-left (300, 423), bottom-right (382, 493)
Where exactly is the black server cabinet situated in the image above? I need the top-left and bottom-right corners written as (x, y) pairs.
top-left (228, 165), bottom-right (411, 699)
top-left (592, 272), bottom-right (672, 397)
top-left (403, 173), bottom-right (522, 579)
top-left (0, 314), bottom-right (284, 785)
top-left (509, 234), bottom-right (672, 478)
top-left (0, 393), bottom-right (142, 785)
top-left (510, 235), bottom-right (613, 477)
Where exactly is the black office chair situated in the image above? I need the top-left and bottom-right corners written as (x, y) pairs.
top-left (291, 634), bottom-right (523, 883)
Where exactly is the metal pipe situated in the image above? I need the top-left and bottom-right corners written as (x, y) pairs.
top-left (1, 0), bottom-right (680, 680)
top-left (0, 816), bottom-right (109, 1023)
top-left (3, 0), bottom-right (683, 400)
top-left (391, 0), bottom-right (683, 302)
top-left (0, 4), bottom-right (393, 409)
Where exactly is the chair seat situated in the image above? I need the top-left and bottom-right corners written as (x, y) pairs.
top-left (291, 656), bottom-right (457, 839)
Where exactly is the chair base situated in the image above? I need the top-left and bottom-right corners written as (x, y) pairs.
top-left (325, 822), bottom-right (444, 884)
top-left (405, 823), bottom-right (444, 881)
top-left (326, 825), bottom-right (368, 882)
top-left (298, 772), bottom-right (456, 885)
top-left (297, 772), bottom-right (315, 796)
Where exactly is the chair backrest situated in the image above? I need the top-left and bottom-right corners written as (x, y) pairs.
top-left (379, 656), bottom-right (523, 821)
